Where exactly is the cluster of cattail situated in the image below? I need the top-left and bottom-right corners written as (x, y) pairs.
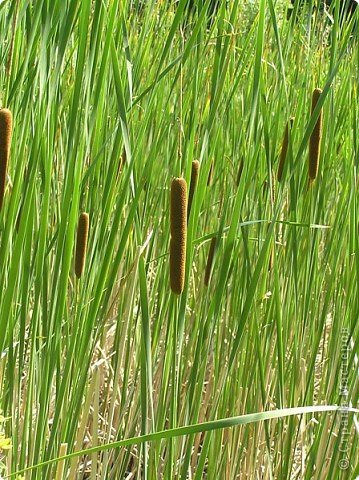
top-left (263, 87), bottom-right (323, 274)
top-left (169, 159), bottom-right (223, 291)
top-left (0, 108), bottom-right (13, 211)
top-left (170, 178), bottom-right (187, 294)
top-left (75, 212), bottom-right (90, 278)
top-left (0, 108), bottom-right (92, 283)
top-left (277, 88), bottom-right (323, 185)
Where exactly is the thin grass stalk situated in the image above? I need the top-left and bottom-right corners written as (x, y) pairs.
top-left (187, 160), bottom-right (200, 219)
top-left (204, 237), bottom-right (217, 286)
top-left (117, 147), bottom-right (126, 178)
top-left (268, 245), bottom-right (274, 272)
top-left (236, 158), bottom-right (244, 186)
top-left (55, 443), bottom-right (68, 480)
top-left (277, 117), bottom-right (294, 182)
top-left (309, 88), bottom-right (323, 182)
top-left (207, 161), bottom-right (213, 186)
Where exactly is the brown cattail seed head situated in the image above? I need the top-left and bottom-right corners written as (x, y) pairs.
top-left (204, 236), bottom-right (217, 286)
top-left (277, 117), bottom-right (294, 182)
top-left (170, 178), bottom-right (187, 294)
top-left (0, 108), bottom-right (13, 211)
top-left (309, 88), bottom-right (323, 182)
top-left (75, 212), bottom-right (89, 278)
top-left (187, 160), bottom-right (200, 219)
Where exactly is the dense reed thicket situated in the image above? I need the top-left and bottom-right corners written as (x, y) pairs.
top-left (0, 0), bottom-right (357, 479)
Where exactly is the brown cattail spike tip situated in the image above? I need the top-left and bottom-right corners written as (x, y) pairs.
top-left (187, 160), bottom-right (200, 219)
top-left (309, 88), bottom-right (323, 182)
top-left (204, 236), bottom-right (217, 286)
top-left (0, 108), bottom-right (13, 210)
top-left (170, 178), bottom-right (187, 294)
top-left (75, 212), bottom-right (89, 278)
top-left (277, 117), bottom-right (294, 182)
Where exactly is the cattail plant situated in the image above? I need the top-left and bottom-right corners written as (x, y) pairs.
top-left (309, 88), bottom-right (323, 182)
top-left (204, 236), bottom-right (217, 286)
top-left (277, 117), bottom-right (294, 182)
top-left (170, 178), bottom-right (187, 294)
top-left (75, 212), bottom-right (90, 278)
top-left (0, 108), bottom-right (13, 210)
top-left (187, 160), bottom-right (200, 219)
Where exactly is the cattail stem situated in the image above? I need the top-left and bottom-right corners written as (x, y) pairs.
top-left (277, 117), bottom-right (294, 182)
top-left (75, 212), bottom-right (89, 278)
top-left (204, 236), bottom-right (217, 286)
top-left (0, 109), bottom-right (13, 211)
top-left (170, 178), bottom-right (187, 294)
top-left (187, 160), bottom-right (200, 219)
top-left (309, 88), bottom-right (323, 182)
top-left (55, 443), bottom-right (68, 480)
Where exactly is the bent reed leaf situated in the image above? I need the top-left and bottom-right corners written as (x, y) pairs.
top-left (7, 405), bottom-right (356, 478)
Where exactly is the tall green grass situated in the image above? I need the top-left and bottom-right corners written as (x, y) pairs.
top-left (0, 0), bottom-right (358, 478)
